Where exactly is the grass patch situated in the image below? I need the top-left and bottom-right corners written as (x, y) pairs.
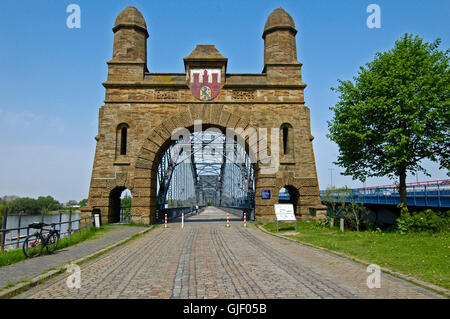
top-left (0, 226), bottom-right (107, 268)
top-left (262, 221), bottom-right (450, 289)
top-left (116, 222), bottom-right (151, 227)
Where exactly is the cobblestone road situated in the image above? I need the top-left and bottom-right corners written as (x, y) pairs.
top-left (0, 224), bottom-right (146, 289)
top-left (17, 207), bottom-right (441, 299)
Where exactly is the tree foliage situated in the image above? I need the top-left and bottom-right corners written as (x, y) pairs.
top-left (37, 196), bottom-right (62, 213)
top-left (79, 199), bottom-right (88, 207)
top-left (121, 194), bottom-right (132, 208)
top-left (5, 196), bottom-right (62, 215)
top-left (327, 34), bottom-right (449, 205)
top-left (8, 198), bottom-right (41, 215)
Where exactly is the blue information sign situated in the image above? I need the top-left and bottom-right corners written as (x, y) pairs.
top-left (262, 190), bottom-right (271, 199)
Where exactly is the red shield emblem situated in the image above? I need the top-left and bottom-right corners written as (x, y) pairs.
top-left (190, 69), bottom-right (221, 101)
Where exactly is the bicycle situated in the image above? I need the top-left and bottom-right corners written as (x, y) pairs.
top-left (23, 222), bottom-right (60, 258)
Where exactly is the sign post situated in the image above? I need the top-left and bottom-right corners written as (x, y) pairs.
top-left (262, 190), bottom-right (271, 199)
top-left (94, 214), bottom-right (101, 228)
top-left (274, 204), bottom-right (297, 232)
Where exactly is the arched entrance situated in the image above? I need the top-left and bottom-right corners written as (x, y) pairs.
top-left (151, 123), bottom-right (256, 223)
top-left (108, 187), bottom-right (133, 223)
top-left (278, 185), bottom-right (300, 216)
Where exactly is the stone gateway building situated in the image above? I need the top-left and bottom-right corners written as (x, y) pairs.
top-left (83, 6), bottom-right (325, 224)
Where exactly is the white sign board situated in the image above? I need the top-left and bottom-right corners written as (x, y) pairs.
top-left (274, 204), bottom-right (296, 221)
top-left (94, 214), bottom-right (101, 228)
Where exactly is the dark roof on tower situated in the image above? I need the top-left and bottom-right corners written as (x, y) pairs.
top-left (263, 8), bottom-right (297, 38)
top-left (113, 6), bottom-right (148, 34)
top-left (184, 45), bottom-right (227, 61)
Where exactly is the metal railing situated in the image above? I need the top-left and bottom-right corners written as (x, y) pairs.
top-left (120, 207), bottom-right (131, 223)
top-left (320, 179), bottom-right (450, 208)
top-left (0, 207), bottom-right (94, 252)
top-left (156, 206), bottom-right (200, 223)
top-left (218, 206), bottom-right (255, 221)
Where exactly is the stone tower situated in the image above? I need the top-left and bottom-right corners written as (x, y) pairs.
top-left (263, 8), bottom-right (299, 66)
top-left (110, 7), bottom-right (148, 80)
top-left (82, 7), bottom-right (325, 224)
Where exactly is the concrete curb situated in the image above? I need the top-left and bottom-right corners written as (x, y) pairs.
top-left (255, 224), bottom-right (449, 299)
top-left (0, 225), bottom-right (156, 299)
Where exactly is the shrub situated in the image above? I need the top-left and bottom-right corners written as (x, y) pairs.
top-left (396, 209), bottom-right (449, 233)
top-left (362, 220), bottom-right (376, 231)
top-left (315, 217), bottom-right (330, 228)
top-left (341, 202), bottom-right (370, 231)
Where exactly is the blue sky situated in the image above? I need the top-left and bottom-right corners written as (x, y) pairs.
top-left (0, 0), bottom-right (448, 203)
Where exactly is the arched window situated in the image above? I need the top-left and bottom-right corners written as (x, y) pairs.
top-left (280, 123), bottom-right (293, 155)
top-left (120, 127), bottom-right (127, 155)
top-left (116, 123), bottom-right (129, 156)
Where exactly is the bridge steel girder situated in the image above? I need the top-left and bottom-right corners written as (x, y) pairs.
top-left (190, 138), bottom-right (202, 206)
top-left (218, 137), bottom-right (227, 206)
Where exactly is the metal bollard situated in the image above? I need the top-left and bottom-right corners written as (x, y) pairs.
top-left (165, 214), bottom-right (168, 228)
top-left (226, 213), bottom-right (230, 228)
top-left (244, 212), bottom-right (247, 228)
top-left (182, 213), bottom-right (184, 229)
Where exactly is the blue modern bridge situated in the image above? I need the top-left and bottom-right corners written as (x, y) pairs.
top-left (320, 179), bottom-right (450, 208)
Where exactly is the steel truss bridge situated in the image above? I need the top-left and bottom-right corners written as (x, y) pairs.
top-left (320, 179), bottom-right (450, 208)
top-left (155, 130), bottom-right (255, 222)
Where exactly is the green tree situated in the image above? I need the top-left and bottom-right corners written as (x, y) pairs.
top-left (121, 194), bottom-right (132, 208)
top-left (340, 189), bottom-right (370, 232)
top-left (79, 198), bottom-right (88, 207)
top-left (8, 198), bottom-right (41, 215)
top-left (37, 196), bottom-right (62, 213)
top-left (328, 34), bottom-right (449, 206)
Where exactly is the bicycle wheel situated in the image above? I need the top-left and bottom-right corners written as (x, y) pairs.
top-left (46, 232), bottom-right (59, 253)
top-left (23, 233), bottom-right (43, 258)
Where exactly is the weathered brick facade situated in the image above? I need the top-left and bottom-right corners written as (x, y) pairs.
top-left (83, 7), bottom-right (325, 224)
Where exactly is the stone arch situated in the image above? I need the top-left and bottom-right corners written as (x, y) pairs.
top-left (273, 172), bottom-right (303, 218)
top-left (131, 105), bottom-right (260, 224)
top-left (277, 185), bottom-right (300, 216)
top-left (104, 173), bottom-right (135, 223)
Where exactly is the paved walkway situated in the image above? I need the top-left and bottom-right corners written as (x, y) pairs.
top-left (17, 207), bottom-right (442, 299)
top-left (0, 224), bottom-right (145, 289)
